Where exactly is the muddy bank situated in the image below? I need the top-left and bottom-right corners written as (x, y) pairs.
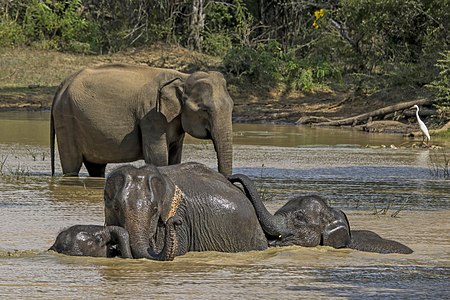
top-left (0, 83), bottom-right (437, 133)
top-left (0, 48), bottom-right (445, 133)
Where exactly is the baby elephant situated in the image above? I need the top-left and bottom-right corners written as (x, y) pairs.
top-left (229, 174), bottom-right (413, 254)
top-left (49, 225), bottom-right (132, 258)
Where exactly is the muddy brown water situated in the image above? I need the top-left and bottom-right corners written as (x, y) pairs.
top-left (1, 111), bottom-right (449, 298)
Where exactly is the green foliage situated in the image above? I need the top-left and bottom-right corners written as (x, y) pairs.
top-left (202, 0), bottom-right (253, 55)
top-left (335, 0), bottom-right (449, 72)
top-left (21, 0), bottom-right (98, 52)
top-left (0, 0), bottom-right (448, 97)
top-left (202, 2), bottom-right (233, 56)
top-left (204, 1), bottom-right (233, 32)
top-left (223, 40), bottom-right (340, 91)
top-left (202, 32), bottom-right (232, 57)
top-left (232, 0), bottom-right (254, 45)
top-left (0, 16), bottom-right (25, 47)
top-left (223, 45), bottom-right (270, 82)
top-left (427, 51), bottom-right (450, 118)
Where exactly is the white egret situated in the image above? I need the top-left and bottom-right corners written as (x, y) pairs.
top-left (412, 104), bottom-right (430, 146)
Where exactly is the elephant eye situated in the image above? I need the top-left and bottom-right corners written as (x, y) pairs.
top-left (113, 203), bottom-right (120, 212)
top-left (292, 211), bottom-right (309, 225)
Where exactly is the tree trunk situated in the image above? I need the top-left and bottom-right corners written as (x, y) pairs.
top-left (188, 0), bottom-right (205, 50)
top-left (314, 98), bottom-right (433, 127)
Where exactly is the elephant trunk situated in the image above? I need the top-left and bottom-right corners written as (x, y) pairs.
top-left (129, 232), bottom-right (152, 259)
top-left (228, 174), bottom-right (288, 238)
top-left (211, 115), bottom-right (233, 177)
top-left (148, 216), bottom-right (180, 261)
top-left (124, 211), bottom-right (154, 259)
top-left (127, 217), bottom-right (179, 261)
top-left (107, 226), bottom-right (133, 258)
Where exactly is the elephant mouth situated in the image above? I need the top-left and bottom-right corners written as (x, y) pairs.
top-left (267, 232), bottom-right (295, 247)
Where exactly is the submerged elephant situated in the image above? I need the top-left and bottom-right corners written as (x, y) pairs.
top-left (104, 163), bottom-right (268, 260)
top-left (51, 64), bottom-right (233, 177)
top-left (229, 174), bottom-right (413, 254)
top-left (49, 220), bottom-right (181, 259)
top-left (49, 225), bottom-right (133, 258)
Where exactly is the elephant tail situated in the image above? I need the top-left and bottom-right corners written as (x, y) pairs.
top-left (50, 111), bottom-right (55, 176)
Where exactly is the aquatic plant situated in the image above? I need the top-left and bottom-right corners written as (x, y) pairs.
top-left (429, 150), bottom-right (450, 179)
top-left (0, 154), bottom-right (8, 175)
top-left (6, 163), bottom-right (30, 181)
top-left (26, 149), bottom-right (37, 161)
top-left (372, 199), bottom-right (408, 218)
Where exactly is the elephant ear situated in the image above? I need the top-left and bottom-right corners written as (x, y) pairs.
top-left (158, 78), bottom-right (184, 123)
top-left (159, 175), bottom-right (184, 223)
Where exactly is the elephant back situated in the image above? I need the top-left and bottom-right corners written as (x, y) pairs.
top-left (159, 162), bottom-right (268, 252)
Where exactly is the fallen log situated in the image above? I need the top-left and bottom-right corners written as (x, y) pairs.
top-left (410, 120), bottom-right (450, 137)
top-left (314, 98), bottom-right (433, 127)
top-left (296, 116), bottom-right (332, 125)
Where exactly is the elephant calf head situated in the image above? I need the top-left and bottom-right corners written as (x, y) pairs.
top-left (270, 195), bottom-right (351, 248)
top-left (229, 174), bottom-right (351, 248)
top-left (230, 173), bottom-right (412, 254)
top-left (49, 225), bottom-right (132, 258)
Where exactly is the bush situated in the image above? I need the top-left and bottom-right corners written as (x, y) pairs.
top-left (223, 43), bottom-right (278, 86)
top-left (0, 16), bottom-right (25, 47)
top-left (202, 32), bottom-right (232, 57)
top-left (22, 0), bottom-right (99, 53)
top-left (427, 51), bottom-right (450, 119)
top-left (223, 41), bottom-right (340, 91)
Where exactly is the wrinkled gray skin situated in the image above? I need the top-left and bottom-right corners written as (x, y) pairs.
top-left (51, 64), bottom-right (233, 177)
top-left (229, 174), bottom-right (413, 254)
top-left (104, 163), bottom-right (267, 260)
top-left (49, 225), bottom-right (133, 258)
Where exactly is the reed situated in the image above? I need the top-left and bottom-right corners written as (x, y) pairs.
top-left (429, 150), bottom-right (450, 179)
top-left (0, 155), bottom-right (8, 175)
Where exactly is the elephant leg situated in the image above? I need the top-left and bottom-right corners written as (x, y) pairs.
top-left (57, 142), bottom-right (82, 176)
top-left (105, 225), bottom-right (132, 258)
top-left (84, 160), bottom-right (106, 177)
top-left (168, 138), bottom-right (184, 165)
top-left (140, 114), bottom-right (169, 166)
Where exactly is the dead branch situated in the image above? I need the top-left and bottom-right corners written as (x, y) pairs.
top-left (314, 98), bottom-right (433, 127)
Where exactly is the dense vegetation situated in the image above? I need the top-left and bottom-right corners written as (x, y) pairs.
top-left (0, 0), bottom-right (449, 115)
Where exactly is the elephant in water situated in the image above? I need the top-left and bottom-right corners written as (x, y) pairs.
top-left (104, 163), bottom-right (268, 260)
top-left (51, 64), bottom-right (233, 177)
top-left (49, 220), bottom-right (181, 259)
top-left (51, 164), bottom-right (411, 259)
top-left (229, 174), bottom-right (413, 254)
top-left (49, 225), bottom-right (133, 258)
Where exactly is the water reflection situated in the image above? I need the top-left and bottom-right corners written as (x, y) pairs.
top-left (0, 111), bottom-right (449, 298)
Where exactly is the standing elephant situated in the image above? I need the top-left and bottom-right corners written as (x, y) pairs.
top-left (104, 163), bottom-right (268, 260)
top-left (50, 64), bottom-right (234, 177)
top-left (229, 174), bottom-right (413, 254)
top-left (49, 225), bottom-right (133, 258)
